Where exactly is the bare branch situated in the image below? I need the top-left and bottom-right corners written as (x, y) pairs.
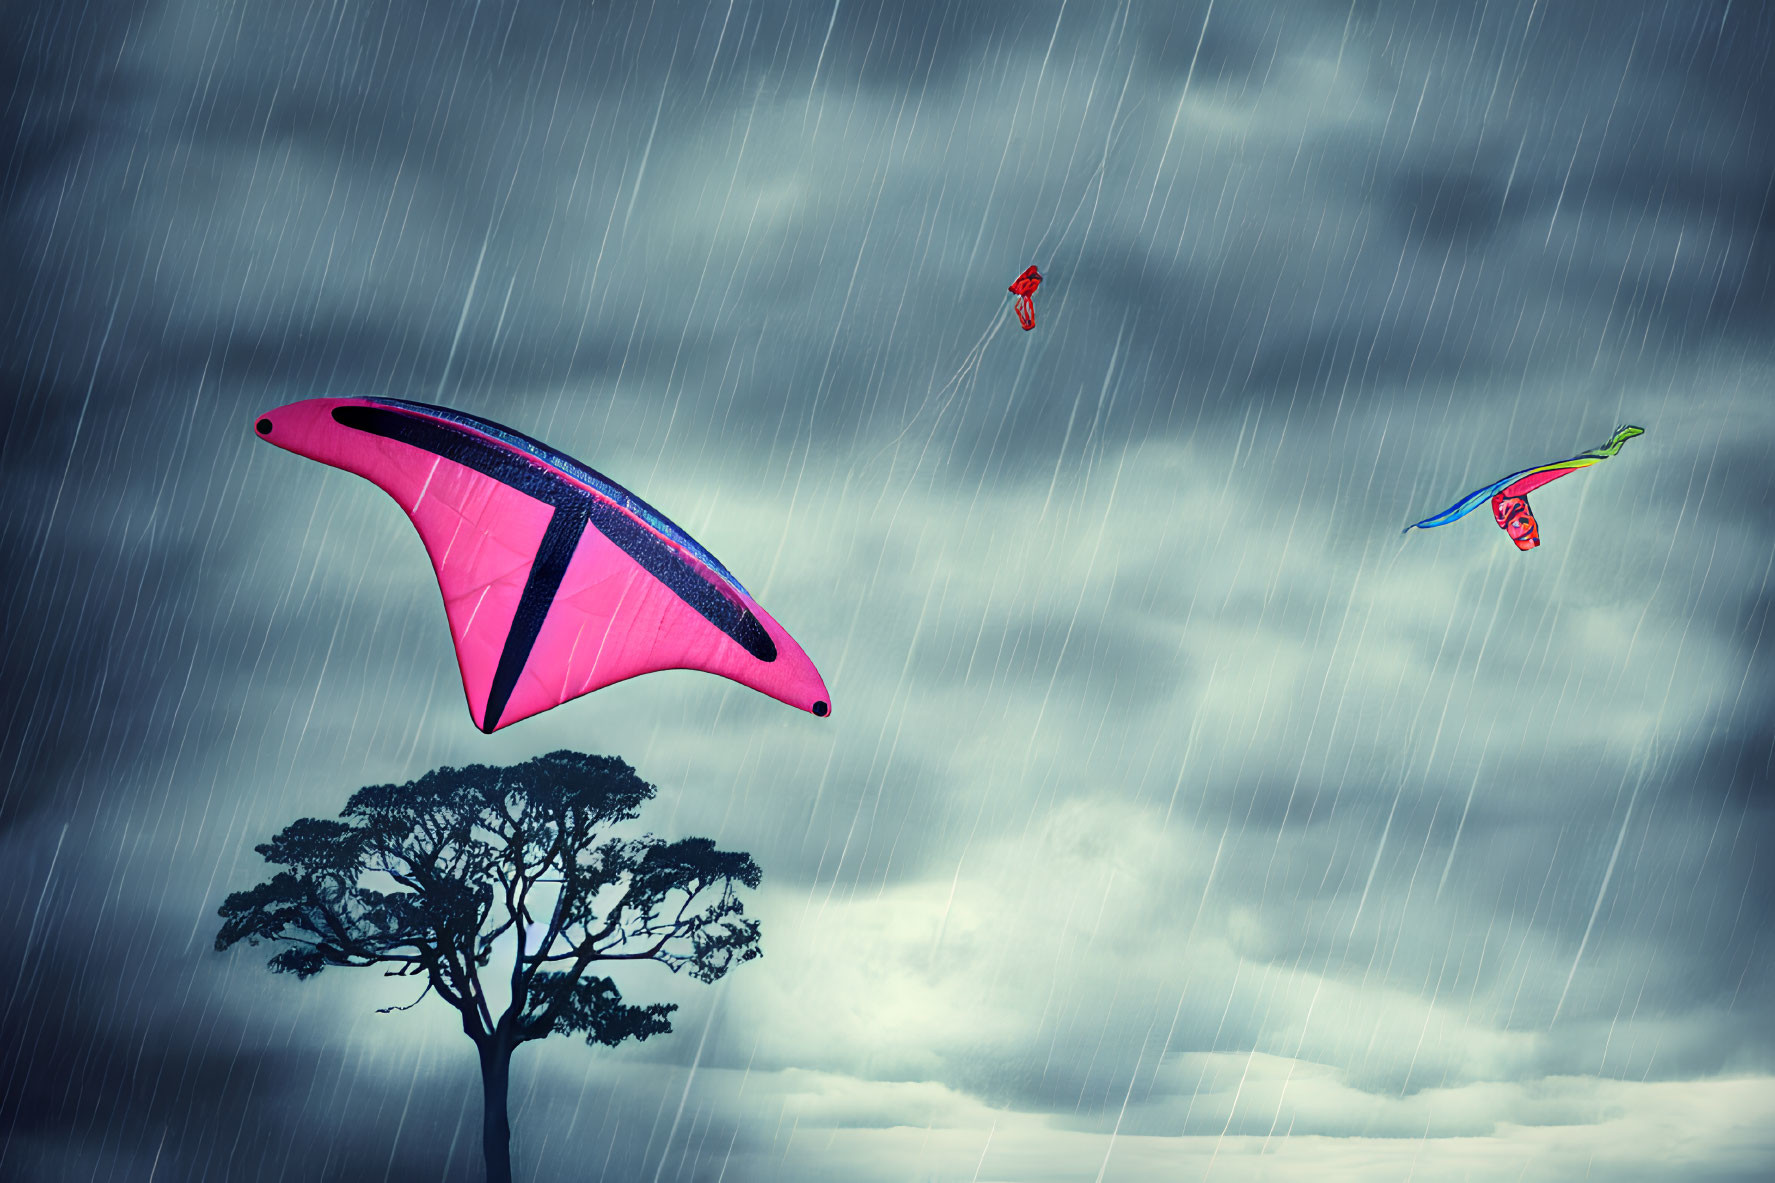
top-left (376, 981), bottom-right (435, 1014)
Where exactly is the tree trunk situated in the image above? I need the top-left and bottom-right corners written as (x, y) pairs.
top-left (478, 1038), bottom-right (514, 1183)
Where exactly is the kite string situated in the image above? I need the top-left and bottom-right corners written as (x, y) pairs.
top-left (860, 92), bottom-right (1141, 486)
top-left (861, 301), bottom-right (1011, 469)
top-left (864, 85), bottom-right (1144, 476)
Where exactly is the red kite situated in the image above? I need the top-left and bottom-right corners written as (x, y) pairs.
top-left (1008, 264), bottom-right (1043, 331)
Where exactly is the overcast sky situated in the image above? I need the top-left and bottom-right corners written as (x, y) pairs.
top-left (3, 1), bottom-right (1773, 1179)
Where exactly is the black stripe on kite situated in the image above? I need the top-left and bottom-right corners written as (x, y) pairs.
top-left (365, 396), bottom-right (755, 601)
top-left (482, 506), bottom-right (588, 733)
top-left (331, 405), bottom-right (776, 728)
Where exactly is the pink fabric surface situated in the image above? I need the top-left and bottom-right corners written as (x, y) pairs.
top-left (1498, 465), bottom-right (1581, 499)
top-left (253, 397), bottom-right (829, 729)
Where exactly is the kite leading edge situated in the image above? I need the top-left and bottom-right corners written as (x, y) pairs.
top-left (1402, 424), bottom-right (1644, 550)
top-left (253, 397), bottom-right (831, 731)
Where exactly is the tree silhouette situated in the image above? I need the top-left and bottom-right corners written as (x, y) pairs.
top-left (216, 750), bottom-right (761, 1183)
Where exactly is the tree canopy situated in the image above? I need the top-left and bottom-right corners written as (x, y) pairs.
top-left (217, 748), bottom-right (760, 1060)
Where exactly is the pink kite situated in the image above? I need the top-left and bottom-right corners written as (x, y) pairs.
top-left (252, 398), bottom-right (830, 731)
top-left (1008, 265), bottom-right (1043, 331)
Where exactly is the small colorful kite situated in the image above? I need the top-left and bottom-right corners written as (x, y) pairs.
top-left (253, 398), bottom-right (830, 731)
top-left (1402, 424), bottom-right (1644, 550)
top-left (1008, 265), bottom-right (1044, 331)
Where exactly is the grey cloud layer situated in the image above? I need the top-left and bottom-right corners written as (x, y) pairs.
top-left (3, 1), bottom-right (1772, 1179)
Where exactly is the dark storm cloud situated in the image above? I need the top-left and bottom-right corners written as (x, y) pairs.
top-left (5, 1), bottom-right (1775, 1180)
top-left (1, 0), bottom-right (1050, 408)
top-left (0, 352), bottom-right (244, 832)
top-left (7, 0), bottom-right (1768, 419)
top-left (0, 852), bottom-right (349, 1181)
top-left (1381, 1), bottom-right (1775, 318)
top-left (1385, 156), bottom-right (1527, 248)
top-left (9, 0), bottom-right (1763, 474)
top-left (0, 0), bottom-right (149, 212)
top-left (911, 601), bottom-right (1186, 706)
